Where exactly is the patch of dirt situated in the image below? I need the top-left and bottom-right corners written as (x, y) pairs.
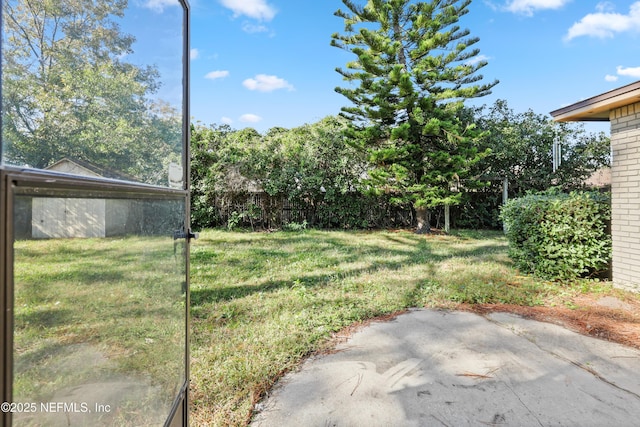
top-left (459, 293), bottom-right (640, 350)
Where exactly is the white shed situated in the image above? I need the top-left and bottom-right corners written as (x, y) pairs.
top-left (33, 159), bottom-right (106, 238)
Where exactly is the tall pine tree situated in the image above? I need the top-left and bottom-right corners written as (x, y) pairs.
top-left (331, 0), bottom-right (497, 233)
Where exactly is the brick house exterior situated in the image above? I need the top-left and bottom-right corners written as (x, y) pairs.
top-left (551, 81), bottom-right (640, 292)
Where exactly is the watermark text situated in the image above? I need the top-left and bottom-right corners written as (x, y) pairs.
top-left (1, 401), bottom-right (112, 414)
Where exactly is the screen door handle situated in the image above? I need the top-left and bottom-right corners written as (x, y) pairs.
top-left (173, 229), bottom-right (199, 241)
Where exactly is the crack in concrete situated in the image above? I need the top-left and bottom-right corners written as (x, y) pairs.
top-left (483, 314), bottom-right (640, 402)
top-left (501, 380), bottom-right (545, 427)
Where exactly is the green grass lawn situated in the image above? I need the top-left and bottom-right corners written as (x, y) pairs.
top-left (189, 228), bottom-right (614, 426)
top-left (13, 236), bottom-right (186, 426)
top-left (13, 229), bottom-right (615, 426)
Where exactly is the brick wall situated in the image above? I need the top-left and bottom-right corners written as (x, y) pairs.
top-left (610, 101), bottom-right (640, 291)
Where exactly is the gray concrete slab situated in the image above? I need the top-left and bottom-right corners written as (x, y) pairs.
top-left (251, 309), bottom-right (640, 427)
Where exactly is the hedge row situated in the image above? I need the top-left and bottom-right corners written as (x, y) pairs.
top-left (500, 190), bottom-right (611, 280)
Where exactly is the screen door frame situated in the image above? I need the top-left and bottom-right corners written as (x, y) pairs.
top-left (0, 0), bottom-right (192, 424)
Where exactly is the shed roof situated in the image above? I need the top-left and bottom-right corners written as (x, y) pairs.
top-left (46, 157), bottom-right (138, 181)
top-left (550, 80), bottom-right (640, 122)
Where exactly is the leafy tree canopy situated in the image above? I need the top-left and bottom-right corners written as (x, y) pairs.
top-left (190, 116), bottom-right (369, 229)
top-left (472, 99), bottom-right (611, 195)
top-left (2, 0), bottom-right (182, 185)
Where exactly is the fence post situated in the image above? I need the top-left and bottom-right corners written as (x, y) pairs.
top-left (444, 204), bottom-right (450, 233)
top-left (502, 177), bottom-right (509, 233)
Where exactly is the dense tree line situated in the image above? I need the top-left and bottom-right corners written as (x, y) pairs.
top-left (190, 100), bottom-right (610, 231)
top-left (196, 0), bottom-right (618, 232)
top-left (3, 0), bottom-right (609, 227)
top-left (453, 100), bottom-right (610, 228)
top-left (191, 116), bottom-right (411, 230)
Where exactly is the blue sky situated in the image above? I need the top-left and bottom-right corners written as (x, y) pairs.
top-left (164, 0), bottom-right (640, 133)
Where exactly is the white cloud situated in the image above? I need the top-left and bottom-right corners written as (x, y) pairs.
top-left (243, 74), bottom-right (294, 92)
top-left (596, 2), bottom-right (616, 14)
top-left (505, 0), bottom-right (571, 16)
top-left (219, 0), bottom-right (277, 21)
top-left (565, 2), bottom-right (640, 40)
top-left (604, 65), bottom-right (640, 82)
top-left (240, 113), bottom-right (263, 123)
top-left (465, 54), bottom-right (490, 66)
top-left (205, 70), bottom-right (230, 80)
top-left (190, 49), bottom-right (200, 60)
top-left (617, 65), bottom-right (640, 78)
top-left (221, 117), bottom-right (234, 124)
top-left (242, 22), bottom-right (269, 33)
top-left (143, 0), bottom-right (180, 12)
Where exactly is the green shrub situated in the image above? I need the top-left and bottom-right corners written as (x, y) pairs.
top-left (500, 190), bottom-right (611, 280)
top-left (227, 211), bottom-right (243, 231)
top-left (282, 220), bottom-right (308, 232)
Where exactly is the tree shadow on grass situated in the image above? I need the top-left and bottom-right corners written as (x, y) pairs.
top-left (190, 231), bottom-right (514, 310)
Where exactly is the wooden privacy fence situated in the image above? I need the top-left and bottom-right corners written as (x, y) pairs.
top-left (206, 190), bottom-right (512, 231)
top-left (210, 191), bottom-right (416, 230)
